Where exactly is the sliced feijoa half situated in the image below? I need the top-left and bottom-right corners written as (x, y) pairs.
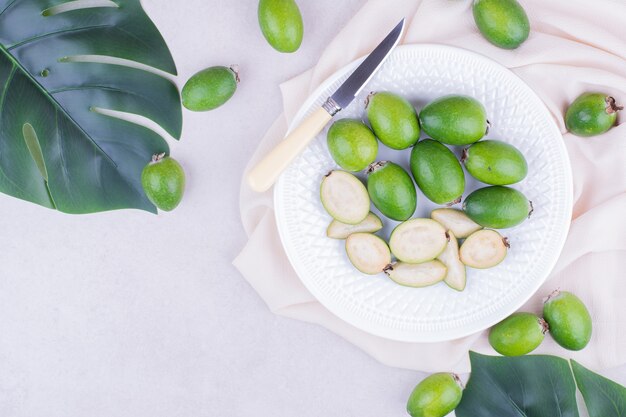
top-left (384, 260), bottom-right (447, 288)
top-left (389, 219), bottom-right (448, 264)
top-left (438, 231), bottom-right (467, 292)
top-left (320, 170), bottom-right (370, 225)
top-left (345, 233), bottom-right (391, 275)
top-left (460, 229), bottom-right (509, 269)
top-left (327, 212), bottom-right (383, 239)
top-left (431, 208), bottom-right (482, 239)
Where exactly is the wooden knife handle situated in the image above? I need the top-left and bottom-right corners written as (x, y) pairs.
top-left (247, 107), bottom-right (333, 193)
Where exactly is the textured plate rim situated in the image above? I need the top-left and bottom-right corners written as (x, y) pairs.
top-left (274, 44), bottom-right (573, 342)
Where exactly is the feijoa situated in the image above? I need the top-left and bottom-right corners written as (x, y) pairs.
top-left (543, 290), bottom-right (592, 351)
top-left (419, 95), bottom-right (488, 146)
top-left (141, 153), bottom-right (186, 212)
top-left (431, 208), bottom-right (482, 239)
top-left (367, 162), bottom-right (417, 221)
top-left (463, 140), bottom-right (528, 185)
top-left (366, 92), bottom-right (420, 150)
top-left (345, 233), bottom-right (391, 275)
top-left (473, 0), bottom-right (530, 49)
top-left (565, 93), bottom-right (623, 137)
top-left (320, 171), bottom-right (370, 225)
top-left (327, 212), bottom-right (383, 239)
top-left (384, 260), bottom-right (447, 288)
top-left (327, 119), bottom-right (378, 171)
top-left (389, 219), bottom-right (448, 264)
top-left (182, 66), bottom-right (238, 112)
top-left (489, 312), bottom-right (548, 356)
top-left (460, 229), bottom-right (508, 269)
top-left (463, 186), bottom-right (532, 229)
top-left (258, 0), bottom-right (303, 53)
top-left (410, 139), bottom-right (465, 205)
top-left (439, 231), bottom-right (467, 291)
top-left (407, 373), bottom-right (463, 417)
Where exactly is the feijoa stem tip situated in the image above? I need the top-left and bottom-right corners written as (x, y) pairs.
top-left (544, 288), bottom-right (561, 304)
top-left (364, 91), bottom-right (376, 109)
top-left (151, 152), bottom-right (166, 163)
top-left (605, 96), bottom-right (623, 114)
top-left (229, 65), bottom-right (241, 83)
top-left (539, 318), bottom-right (550, 334)
top-left (367, 161), bottom-right (387, 174)
top-left (452, 373), bottom-right (464, 389)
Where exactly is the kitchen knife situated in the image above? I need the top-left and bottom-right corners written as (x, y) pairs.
top-left (247, 19), bottom-right (406, 193)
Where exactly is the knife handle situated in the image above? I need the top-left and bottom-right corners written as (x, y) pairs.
top-left (247, 107), bottom-right (333, 192)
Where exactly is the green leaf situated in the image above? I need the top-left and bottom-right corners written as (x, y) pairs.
top-left (456, 352), bottom-right (579, 417)
top-left (572, 360), bottom-right (626, 417)
top-left (0, 0), bottom-right (181, 213)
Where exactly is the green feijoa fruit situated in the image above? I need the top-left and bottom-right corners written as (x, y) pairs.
top-left (182, 66), bottom-right (238, 111)
top-left (327, 119), bottom-right (378, 171)
top-left (258, 0), bottom-right (303, 53)
top-left (460, 229), bottom-right (508, 269)
top-left (327, 212), bottom-right (383, 239)
top-left (345, 233), bottom-right (391, 275)
top-left (411, 139), bottom-right (465, 205)
top-left (565, 93), bottom-right (623, 137)
top-left (141, 153), bottom-right (186, 212)
top-left (473, 0), bottom-right (530, 49)
top-left (543, 290), bottom-right (592, 351)
top-left (366, 92), bottom-right (420, 150)
top-left (384, 260), bottom-right (447, 288)
top-left (419, 95), bottom-right (488, 146)
top-left (367, 162), bottom-right (417, 221)
top-left (463, 186), bottom-right (532, 229)
top-left (463, 140), bottom-right (528, 185)
top-left (389, 219), bottom-right (448, 264)
top-left (489, 312), bottom-right (548, 356)
top-left (320, 171), bottom-right (370, 225)
top-left (407, 373), bottom-right (463, 417)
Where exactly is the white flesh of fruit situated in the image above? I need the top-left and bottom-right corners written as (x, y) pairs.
top-left (460, 229), bottom-right (508, 269)
top-left (320, 171), bottom-right (370, 225)
top-left (389, 218), bottom-right (447, 263)
top-left (345, 233), bottom-right (391, 275)
top-left (327, 212), bottom-right (383, 239)
top-left (438, 231), bottom-right (467, 291)
top-left (431, 208), bottom-right (482, 239)
top-left (384, 261), bottom-right (447, 288)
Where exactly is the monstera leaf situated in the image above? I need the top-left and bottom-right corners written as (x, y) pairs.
top-left (0, 0), bottom-right (181, 214)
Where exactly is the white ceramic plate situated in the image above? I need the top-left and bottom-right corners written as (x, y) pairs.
top-left (274, 44), bottom-right (572, 343)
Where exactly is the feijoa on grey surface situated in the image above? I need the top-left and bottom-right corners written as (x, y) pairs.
top-left (463, 140), bottom-right (528, 185)
top-left (460, 229), bottom-right (509, 269)
top-left (389, 218), bottom-right (448, 264)
top-left (407, 373), bottom-right (463, 417)
top-left (489, 312), bottom-right (548, 356)
top-left (463, 186), bottom-right (532, 229)
top-left (384, 260), bottom-right (447, 288)
top-left (182, 66), bottom-right (238, 112)
top-left (410, 139), bottom-right (465, 205)
top-left (419, 95), bottom-right (488, 146)
top-left (431, 208), bottom-right (482, 239)
top-left (543, 290), bottom-right (592, 351)
top-left (367, 161), bottom-right (417, 221)
top-left (327, 119), bottom-right (378, 171)
top-left (473, 0), bottom-right (530, 49)
top-left (438, 231), bottom-right (467, 291)
top-left (345, 233), bottom-right (391, 275)
top-left (327, 212), bottom-right (383, 239)
top-left (141, 153), bottom-right (186, 212)
top-left (320, 171), bottom-right (370, 225)
top-left (258, 0), bottom-right (303, 53)
top-left (366, 92), bottom-right (420, 150)
top-left (565, 93), bottom-right (622, 137)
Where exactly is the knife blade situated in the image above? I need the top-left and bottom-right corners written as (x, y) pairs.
top-left (247, 19), bottom-right (406, 193)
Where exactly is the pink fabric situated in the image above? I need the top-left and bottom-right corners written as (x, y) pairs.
top-left (234, 0), bottom-right (626, 372)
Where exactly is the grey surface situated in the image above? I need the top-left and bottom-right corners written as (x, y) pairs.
top-left (0, 1), bottom-right (623, 416)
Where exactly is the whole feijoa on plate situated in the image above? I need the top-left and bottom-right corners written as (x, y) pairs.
top-left (489, 312), bottom-right (548, 356)
top-left (367, 161), bottom-right (417, 221)
top-left (366, 91), bottom-right (420, 150)
top-left (410, 139), bottom-right (465, 205)
top-left (327, 119), bottom-right (378, 171)
top-left (407, 373), bottom-right (463, 417)
top-left (345, 233), bottom-right (391, 275)
top-left (463, 186), bottom-right (532, 229)
top-left (463, 140), bottom-right (528, 185)
top-left (389, 218), bottom-right (448, 264)
top-left (459, 229), bottom-right (509, 269)
top-left (473, 0), bottom-right (530, 49)
top-left (419, 95), bottom-right (488, 146)
top-left (543, 290), bottom-right (592, 351)
top-left (258, 0), bottom-right (303, 53)
top-left (182, 66), bottom-right (239, 111)
top-left (565, 93), bottom-right (623, 137)
top-left (141, 153), bottom-right (186, 212)
top-left (320, 170), bottom-right (370, 225)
